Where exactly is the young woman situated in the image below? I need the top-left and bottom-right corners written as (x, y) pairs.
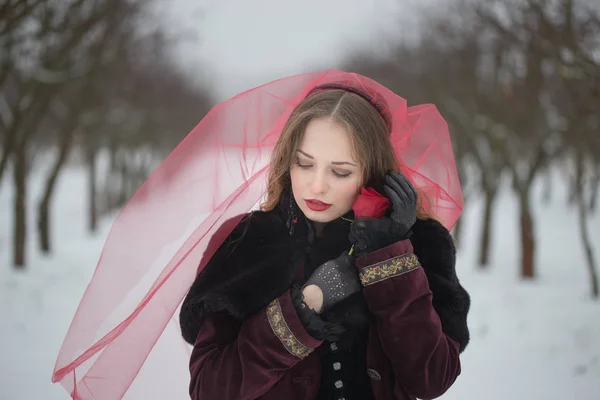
top-left (51, 70), bottom-right (468, 400)
top-left (179, 83), bottom-right (471, 400)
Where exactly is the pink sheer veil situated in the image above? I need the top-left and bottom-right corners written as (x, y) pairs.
top-left (51, 69), bottom-right (463, 399)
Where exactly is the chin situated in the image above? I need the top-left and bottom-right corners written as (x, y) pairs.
top-left (302, 208), bottom-right (338, 224)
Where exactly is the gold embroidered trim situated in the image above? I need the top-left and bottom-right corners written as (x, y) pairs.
top-left (359, 253), bottom-right (421, 286)
top-left (266, 298), bottom-right (313, 359)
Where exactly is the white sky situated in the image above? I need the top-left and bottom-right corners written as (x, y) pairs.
top-left (154, 0), bottom-right (429, 100)
top-left (151, 0), bottom-right (600, 101)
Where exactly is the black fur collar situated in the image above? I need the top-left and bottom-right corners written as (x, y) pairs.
top-left (179, 194), bottom-right (470, 352)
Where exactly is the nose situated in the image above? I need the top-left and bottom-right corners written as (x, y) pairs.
top-left (311, 169), bottom-right (328, 194)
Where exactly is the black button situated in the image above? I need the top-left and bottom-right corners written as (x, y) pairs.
top-left (367, 368), bottom-right (381, 381)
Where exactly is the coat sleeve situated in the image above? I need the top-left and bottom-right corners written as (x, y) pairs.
top-left (355, 237), bottom-right (463, 399)
top-left (188, 288), bottom-right (323, 400)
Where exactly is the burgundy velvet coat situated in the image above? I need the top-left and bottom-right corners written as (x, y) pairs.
top-left (179, 202), bottom-right (470, 400)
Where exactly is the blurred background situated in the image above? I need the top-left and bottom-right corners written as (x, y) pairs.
top-left (1, 0), bottom-right (599, 399)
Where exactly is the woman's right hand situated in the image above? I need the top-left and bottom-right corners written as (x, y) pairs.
top-left (349, 171), bottom-right (418, 255)
top-left (303, 251), bottom-right (362, 313)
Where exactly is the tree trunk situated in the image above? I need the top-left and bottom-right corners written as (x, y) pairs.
top-left (118, 151), bottom-right (129, 207)
top-left (87, 145), bottom-right (98, 233)
top-left (577, 191), bottom-right (599, 299)
top-left (38, 195), bottom-right (50, 252)
top-left (0, 105), bottom-right (23, 192)
top-left (0, 133), bottom-right (15, 187)
top-left (13, 144), bottom-right (27, 268)
top-left (519, 193), bottom-right (535, 278)
top-left (573, 151), bottom-right (598, 299)
top-left (478, 188), bottom-right (496, 268)
top-left (37, 131), bottom-right (75, 252)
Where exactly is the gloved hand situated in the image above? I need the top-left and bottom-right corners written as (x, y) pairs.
top-left (303, 251), bottom-right (362, 313)
top-left (349, 172), bottom-right (418, 255)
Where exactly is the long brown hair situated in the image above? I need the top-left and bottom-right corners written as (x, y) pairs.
top-left (260, 88), bottom-right (432, 220)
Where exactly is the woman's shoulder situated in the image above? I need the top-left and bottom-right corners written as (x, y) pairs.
top-left (179, 208), bottom-right (292, 344)
top-left (204, 208), bottom-right (288, 258)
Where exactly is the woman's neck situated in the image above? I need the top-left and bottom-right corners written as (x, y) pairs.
top-left (312, 221), bottom-right (326, 238)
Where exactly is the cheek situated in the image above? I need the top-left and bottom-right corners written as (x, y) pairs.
top-left (289, 168), bottom-right (302, 190)
top-left (334, 178), bottom-right (362, 206)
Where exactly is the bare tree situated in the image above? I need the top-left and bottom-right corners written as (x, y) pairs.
top-left (343, 0), bottom-right (599, 284)
top-left (36, 0), bottom-right (144, 250)
top-left (468, 0), bottom-right (567, 278)
top-left (89, 27), bottom-right (214, 222)
top-left (423, 21), bottom-right (508, 267)
top-left (0, 0), bottom-right (46, 185)
top-left (344, 16), bottom-right (508, 265)
top-left (1, 0), bottom-right (142, 266)
top-left (536, 0), bottom-right (600, 297)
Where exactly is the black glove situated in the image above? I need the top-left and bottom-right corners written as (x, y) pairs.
top-left (349, 172), bottom-right (417, 255)
top-left (291, 286), bottom-right (345, 342)
top-left (303, 252), bottom-right (362, 312)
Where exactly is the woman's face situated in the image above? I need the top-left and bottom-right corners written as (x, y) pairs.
top-left (290, 117), bottom-right (363, 224)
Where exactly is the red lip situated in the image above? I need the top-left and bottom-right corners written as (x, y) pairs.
top-left (305, 199), bottom-right (332, 212)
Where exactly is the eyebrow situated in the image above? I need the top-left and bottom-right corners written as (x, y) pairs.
top-left (296, 150), bottom-right (357, 166)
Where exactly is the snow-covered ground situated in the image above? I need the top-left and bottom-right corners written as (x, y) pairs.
top-left (1, 161), bottom-right (599, 399)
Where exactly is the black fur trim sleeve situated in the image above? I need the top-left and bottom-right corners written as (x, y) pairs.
top-left (411, 218), bottom-right (471, 352)
top-left (179, 210), bottom-right (297, 345)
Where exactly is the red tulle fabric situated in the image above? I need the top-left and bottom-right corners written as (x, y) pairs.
top-left (52, 69), bottom-right (464, 399)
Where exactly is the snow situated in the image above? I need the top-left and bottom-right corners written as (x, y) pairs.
top-left (1, 160), bottom-right (599, 399)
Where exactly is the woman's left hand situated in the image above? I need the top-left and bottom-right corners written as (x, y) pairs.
top-left (303, 251), bottom-right (362, 313)
top-left (349, 172), bottom-right (417, 255)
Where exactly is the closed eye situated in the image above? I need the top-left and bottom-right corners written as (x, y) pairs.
top-left (296, 161), bottom-right (312, 169)
top-left (333, 171), bottom-right (351, 178)
top-left (295, 157), bottom-right (352, 178)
